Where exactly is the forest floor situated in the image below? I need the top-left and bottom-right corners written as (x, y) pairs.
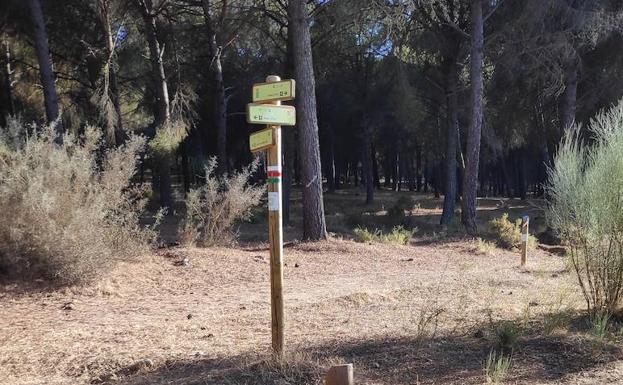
top-left (2, 189), bottom-right (623, 385)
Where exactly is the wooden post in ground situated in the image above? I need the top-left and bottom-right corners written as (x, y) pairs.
top-left (520, 215), bottom-right (529, 267)
top-left (266, 75), bottom-right (285, 357)
top-left (325, 364), bottom-right (354, 385)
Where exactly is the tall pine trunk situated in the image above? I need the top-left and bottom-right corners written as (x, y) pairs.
top-left (201, 0), bottom-right (228, 174)
top-left (461, 0), bottom-right (484, 233)
top-left (28, 0), bottom-right (60, 127)
top-left (137, 0), bottom-right (172, 208)
top-left (441, 60), bottom-right (459, 225)
top-left (288, 0), bottom-right (327, 240)
top-left (362, 131), bottom-right (374, 204)
top-left (3, 39), bottom-right (14, 117)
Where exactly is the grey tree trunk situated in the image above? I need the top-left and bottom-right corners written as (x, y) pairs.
top-left (137, 0), bottom-right (172, 208)
top-left (3, 40), bottom-right (14, 116)
top-left (461, 0), bottom-right (484, 233)
top-left (201, 0), bottom-right (228, 174)
top-left (441, 60), bottom-right (459, 226)
top-left (28, 0), bottom-right (60, 127)
top-left (288, 0), bottom-right (327, 240)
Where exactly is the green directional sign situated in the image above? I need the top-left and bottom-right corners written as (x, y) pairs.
top-left (253, 79), bottom-right (296, 102)
top-left (247, 104), bottom-right (296, 126)
top-left (249, 128), bottom-right (274, 152)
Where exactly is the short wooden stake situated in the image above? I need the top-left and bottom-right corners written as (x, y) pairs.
top-left (520, 215), bottom-right (529, 267)
top-left (325, 364), bottom-right (354, 385)
top-left (266, 75), bottom-right (285, 357)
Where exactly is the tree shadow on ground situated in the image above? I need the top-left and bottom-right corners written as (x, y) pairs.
top-left (110, 326), bottom-right (621, 385)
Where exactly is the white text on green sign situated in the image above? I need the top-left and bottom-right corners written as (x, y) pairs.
top-left (247, 104), bottom-right (296, 126)
top-left (249, 128), bottom-right (274, 152)
top-left (253, 80), bottom-right (296, 102)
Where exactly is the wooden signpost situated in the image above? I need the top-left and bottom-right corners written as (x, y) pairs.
top-left (248, 75), bottom-right (295, 357)
top-left (520, 215), bottom-right (529, 267)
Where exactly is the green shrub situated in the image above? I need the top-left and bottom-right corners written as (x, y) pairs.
top-left (547, 100), bottom-right (623, 314)
top-left (484, 350), bottom-right (511, 385)
top-left (383, 225), bottom-right (416, 245)
top-left (353, 226), bottom-right (415, 245)
top-left (470, 237), bottom-right (496, 255)
top-left (0, 121), bottom-right (157, 284)
top-left (353, 227), bottom-right (381, 243)
top-left (178, 157), bottom-right (264, 246)
top-left (489, 213), bottom-right (537, 250)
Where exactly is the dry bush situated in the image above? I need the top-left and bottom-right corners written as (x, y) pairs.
top-left (0, 120), bottom-right (158, 284)
top-left (178, 157), bottom-right (264, 246)
top-left (489, 213), bottom-right (537, 250)
top-left (547, 100), bottom-right (623, 314)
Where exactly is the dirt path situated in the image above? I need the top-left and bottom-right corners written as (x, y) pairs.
top-left (1, 239), bottom-right (622, 385)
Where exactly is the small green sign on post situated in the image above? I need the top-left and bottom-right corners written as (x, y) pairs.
top-left (247, 104), bottom-right (296, 126)
top-left (253, 79), bottom-right (296, 103)
top-left (249, 128), bottom-right (275, 153)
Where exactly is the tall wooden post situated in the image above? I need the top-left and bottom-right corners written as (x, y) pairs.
top-left (520, 215), bottom-right (529, 267)
top-left (266, 75), bottom-right (285, 357)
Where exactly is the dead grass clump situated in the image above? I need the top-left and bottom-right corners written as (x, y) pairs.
top-left (0, 122), bottom-right (157, 284)
top-left (178, 157), bottom-right (264, 246)
top-left (489, 213), bottom-right (537, 250)
top-left (233, 352), bottom-right (326, 385)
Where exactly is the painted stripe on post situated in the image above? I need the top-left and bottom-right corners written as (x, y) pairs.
top-left (268, 177), bottom-right (281, 184)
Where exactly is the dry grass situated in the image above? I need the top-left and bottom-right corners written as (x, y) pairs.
top-left (2, 191), bottom-right (623, 384)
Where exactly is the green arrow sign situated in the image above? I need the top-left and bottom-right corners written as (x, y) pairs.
top-left (247, 104), bottom-right (296, 126)
top-left (249, 128), bottom-right (274, 152)
top-left (253, 79), bottom-right (296, 102)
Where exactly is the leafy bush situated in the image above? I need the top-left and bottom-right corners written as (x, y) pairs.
top-left (353, 225), bottom-right (415, 245)
top-left (547, 100), bottom-right (623, 314)
top-left (489, 213), bottom-right (536, 250)
top-left (0, 121), bottom-right (157, 284)
top-left (178, 157), bottom-right (264, 246)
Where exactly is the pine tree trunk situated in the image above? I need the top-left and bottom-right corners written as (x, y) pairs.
top-left (201, 0), bottom-right (228, 174)
top-left (461, 0), bottom-right (484, 234)
top-left (441, 60), bottom-right (459, 226)
top-left (138, 0), bottom-right (172, 208)
top-left (28, 0), bottom-right (60, 127)
top-left (362, 131), bottom-right (374, 204)
top-left (288, 0), bottom-right (327, 240)
top-left (3, 40), bottom-right (14, 117)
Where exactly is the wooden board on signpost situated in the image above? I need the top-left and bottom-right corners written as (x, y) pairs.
top-left (247, 104), bottom-right (296, 126)
top-left (253, 79), bottom-right (295, 102)
top-left (249, 128), bottom-right (275, 153)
